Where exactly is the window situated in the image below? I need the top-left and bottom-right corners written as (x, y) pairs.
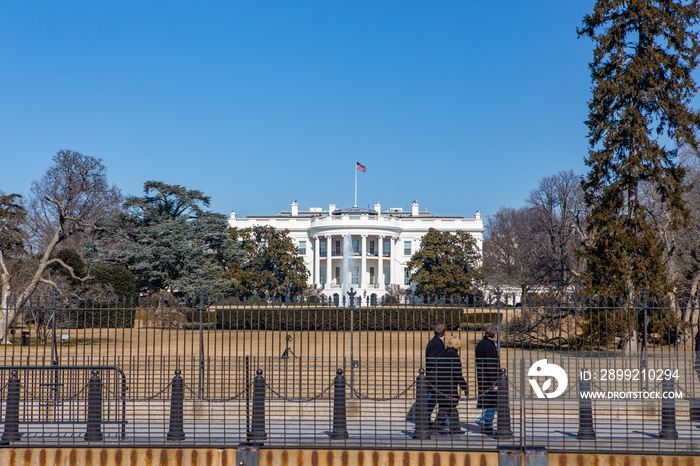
top-left (369, 267), bottom-right (375, 284)
top-left (352, 239), bottom-right (359, 254)
top-left (384, 240), bottom-right (390, 256)
top-left (369, 240), bottom-right (375, 255)
top-left (404, 268), bottom-right (411, 285)
top-left (335, 240), bottom-right (341, 255)
top-left (320, 267), bottom-right (327, 285)
top-left (299, 241), bottom-right (306, 255)
top-left (384, 268), bottom-right (390, 285)
top-left (352, 266), bottom-right (359, 284)
top-left (320, 241), bottom-right (327, 256)
top-left (335, 267), bottom-right (340, 281)
top-left (404, 241), bottom-right (411, 256)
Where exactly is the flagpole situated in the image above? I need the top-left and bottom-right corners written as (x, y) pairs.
top-left (354, 159), bottom-right (357, 208)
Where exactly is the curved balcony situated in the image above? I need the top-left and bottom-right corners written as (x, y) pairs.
top-left (308, 214), bottom-right (402, 237)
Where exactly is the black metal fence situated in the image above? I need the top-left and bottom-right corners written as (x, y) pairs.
top-left (0, 292), bottom-right (699, 454)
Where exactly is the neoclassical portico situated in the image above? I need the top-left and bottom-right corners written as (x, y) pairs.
top-left (229, 201), bottom-right (484, 301)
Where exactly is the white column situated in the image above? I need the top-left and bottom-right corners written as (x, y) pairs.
top-left (389, 237), bottom-right (395, 285)
top-left (378, 235), bottom-right (384, 287)
top-left (326, 235), bottom-right (332, 288)
top-left (361, 235), bottom-right (367, 288)
top-left (314, 237), bottom-right (320, 286)
top-left (343, 235), bottom-right (350, 286)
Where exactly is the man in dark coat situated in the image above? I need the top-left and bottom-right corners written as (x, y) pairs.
top-left (475, 322), bottom-right (500, 434)
top-left (424, 323), bottom-right (446, 426)
top-left (435, 336), bottom-right (468, 434)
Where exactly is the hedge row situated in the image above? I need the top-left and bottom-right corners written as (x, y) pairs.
top-left (30, 308), bottom-right (136, 329)
top-left (183, 308), bottom-right (499, 331)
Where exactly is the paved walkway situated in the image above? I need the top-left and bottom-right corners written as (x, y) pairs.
top-left (2, 398), bottom-right (698, 454)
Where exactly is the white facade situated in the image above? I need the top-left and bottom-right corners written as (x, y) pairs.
top-left (228, 201), bottom-right (484, 302)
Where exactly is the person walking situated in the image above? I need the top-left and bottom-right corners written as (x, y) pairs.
top-left (435, 336), bottom-right (468, 435)
top-left (475, 322), bottom-right (500, 434)
top-left (424, 323), bottom-right (446, 427)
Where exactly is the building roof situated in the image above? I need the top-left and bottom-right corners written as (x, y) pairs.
top-left (232, 202), bottom-right (481, 221)
top-left (332, 207), bottom-right (377, 216)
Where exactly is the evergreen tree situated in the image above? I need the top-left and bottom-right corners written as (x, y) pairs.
top-left (578, 0), bottom-right (700, 297)
top-left (225, 226), bottom-right (309, 298)
top-left (407, 228), bottom-right (482, 299)
top-left (100, 181), bottom-right (243, 295)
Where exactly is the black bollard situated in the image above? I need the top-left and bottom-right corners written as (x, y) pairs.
top-left (412, 368), bottom-right (431, 440)
top-left (577, 372), bottom-right (595, 440)
top-left (247, 369), bottom-right (267, 443)
top-left (1, 370), bottom-right (21, 443)
top-left (658, 377), bottom-right (679, 439)
top-left (84, 369), bottom-right (103, 442)
top-left (495, 371), bottom-right (513, 439)
top-left (330, 368), bottom-right (349, 439)
top-left (167, 370), bottom-right (186, 441)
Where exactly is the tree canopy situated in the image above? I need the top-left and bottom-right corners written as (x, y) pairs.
top-left (98, 181), bottom-right (243, 295)
top-left (483, 207), bottom-right (540, 299)
top-left (578, 0), bottom-right (700, 297)
top-left (0, 151), bottom-right (122, 342)
top-left (225, 225), bottom-right (309, 298)
top-left (406, 228), bottom-right (482, 299)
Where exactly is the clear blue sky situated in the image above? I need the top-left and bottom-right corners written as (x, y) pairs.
top-left (2, 1), bottom-right (619, 219)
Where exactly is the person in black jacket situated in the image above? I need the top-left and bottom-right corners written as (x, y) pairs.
top-left (475, 322), bottom-right (500, 434)
top-left (424, 323), bottom-right (446, 426)
top-left (435, 336), bottom-right (468, 434)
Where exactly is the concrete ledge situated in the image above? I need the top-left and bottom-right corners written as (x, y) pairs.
top-left (0, 448), bottom-right (697, 466)
top-left (258, 449), bottom-right (497, 465)
top-left (0, 448), bottom-right (496, 466)
top-left (549, 452), bottom-right (700, 465)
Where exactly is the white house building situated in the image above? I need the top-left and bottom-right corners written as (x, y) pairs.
top-left (228, 201), bottom-right (484, 302)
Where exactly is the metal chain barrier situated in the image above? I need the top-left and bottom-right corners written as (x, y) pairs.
top-left (21, 381), bottom-right (92, 403)
top-left (588, 378), bottom-right (668, 393)
top-left (425, 380), bottom-right (466, 402)
top-left (679, 378), bottom-right (696, 395)
top-left (507, 376), bottom-right (521, 395)
top-left (63, 381), bottom-right (92, 402)
top-left (348, 380), bottom-right (416, 402)
top-left (183, 383), bottom-right (247, 402)
top-left (123, 381), bottom-right (174, 402)
top-left (265, 382), bottom-right (334, 403)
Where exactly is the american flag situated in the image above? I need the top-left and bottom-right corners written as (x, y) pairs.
top-left (356, 161), bottom-right (366, 173)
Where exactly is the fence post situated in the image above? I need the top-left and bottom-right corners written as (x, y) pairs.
top-left (577, 372), bottom-right (595, 440)
top-left (167, 370), bottom-right (185, 441)
top-left (1, 370), bottom-right (21, 444)
top-left (658, 377), bottom-right (679, 439)
top-left (84, 369), bottom-right (103, 442)
top-left (198, 292), bottom-right (205, 399)
top-left (330, 368), bottom-right (349, 439)
top-left (412, 368), bottom-right (431, 440)
top-left (495, 370), bottom-right (513, 439)
top-left (247, 369), bottom-right (267, 443)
